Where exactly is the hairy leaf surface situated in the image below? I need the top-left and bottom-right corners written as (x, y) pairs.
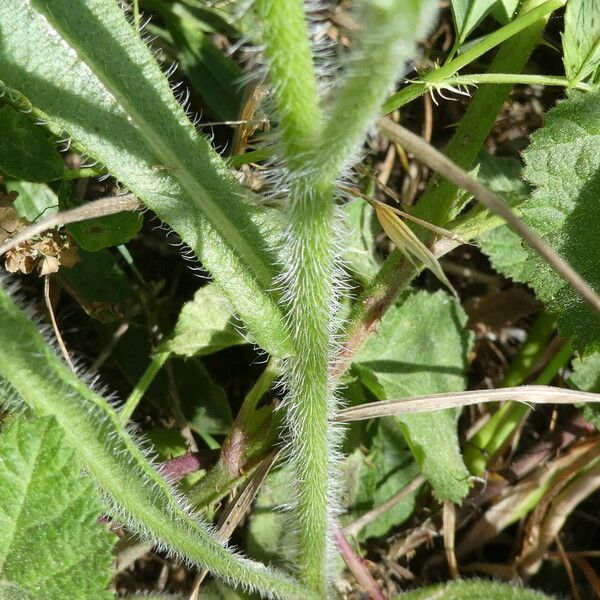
top-left (0, 415), bottom-right (115, 600)
top-left (398, 580), bottom-right (554, 599)
top-left (477, 154), bottom-right (532, 283)
top-left (161, 284), bottom-right (245, 357)
top-left (353, 291), bottom-right (473, 502)
top-left (0, 0), bottom-right (290, 356)
top-left (522, 89), bottom-right (600, 350)
top-left (0, 281), bottom-right (313, 600)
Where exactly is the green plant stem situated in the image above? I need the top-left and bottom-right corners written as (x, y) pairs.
top-left (254, 0), bottom-right (330, 592)
top-left (443, 73), bottom-right (592, 91)
top-left (0, 284), bottom-right (314, 600)
top-left (382, 0), bottom-right (565, 114)
top-left (503, 313), bottom-right (558, 388)
top-left (120, 352), bottom-right (169, 422)
top-left (464, 312), bottom-right (557, 474)
top-left (62, 166), bottom-right (108, 180)
top-left (338, 0), bottom-right (558, 376)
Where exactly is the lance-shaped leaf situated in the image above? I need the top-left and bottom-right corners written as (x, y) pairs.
top-left (0, 0), bottom-right (290, 357)
top-left (450, 0), bottom-right (498, 48)
top-left (0, 281), bottom-right (314, 600)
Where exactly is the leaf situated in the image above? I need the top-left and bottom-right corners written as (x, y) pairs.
top-left (397, 580), bottom-right (554, 599)
top-left (353, 291), bottom-right (473, 502)
top-left (0, 0), bottom-right (290, 357)
top-left (562, 0), bottom-right (600, 85)
top-left (0, 105), bottom-right (63, 182)
top-left (8, 180), bottom-right (58, 221)
top-left (148, 0), bottom-right (243, 121)
top-left (490, 0), bottom-right (520, 25)
top-left (477, 153), bottom-right (533, 283)
top-left (162, 284), bottom-right (245, 357)
top-left (246, 467), bottom-right (295, 569)
top-left (68, 212), bottom-right (142, 251)
top-left (522, 89), bottom-right (600, 350)
top-left (450, 0), bottom-right (498, 47)
top-left (0, 415), bottom-right (115, 600)
top-left (569, 350), bottom-right (600, 428)
top-left (0, 282), bottom-right (312, 600)
top-left (343, 419), bottom-right (421, 539)
top-left (176, 359), bottom-right (232, 435)
top-left (373, 201), bottom-right (457, 296)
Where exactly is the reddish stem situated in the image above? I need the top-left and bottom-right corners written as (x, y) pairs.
top-left (333, 528), bottom-right (387, 600)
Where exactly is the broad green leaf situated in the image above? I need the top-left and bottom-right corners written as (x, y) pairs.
top-left (0, 0), bottom-right (290, 357)
top-left (162, 284), bottom-right (245, 356)
top-left (398, 580), bottom-right (554, 599)
top-left (480, 225), bottom-right (534, 283)
top-left (61, 183), bottom-right (143, 251)
top-left (451, 0), bottom-right (497, 47)
top-left (477, 154), bottom-right (533, 283)
top-left (571, 351), bottom-right (600, 392)
top-left (562, 0), bottom-right (600, 85)
top-left (68, 212), bottom-right (143, 251)
top-left (8, 180), bottom-right (58, 221)
top-left (0, 105), bottom-right (63, 182)
top-left (569, 350), bottom-right (600, 428)
top-left (59, 249), bottom-right (134, 321)
top-left (353, 291), bottom-right (473, 502)
top-left (0, 415), bottom-right (115, 600)
top-left (343, 419), bottom-right (421, 539)
top-left (522, 89), bottom-right (600, 350)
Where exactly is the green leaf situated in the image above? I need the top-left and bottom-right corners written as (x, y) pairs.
top-left (59, 249), bottom-right (135, 321)
top-left (522, 89), bottom-right (600, 350)
top-left (569, 350), bottom-right (600, 428)
top-left (0, 415), bottom-right (115, 600)
top-left (0, 105), bottom-right (63, 182)
top-left (0, 283), bottom-right (310, 600)
top-left (176, 359), bottom-right (232, 435)
top-left (0, 0), bottom-right (291, 357)
top-left (67, 211), bottom-right (143, 251)
top-left (162, 284), bottom-right (245, 357)
top-left (562, 0), bottom-right (600, 85)
top-left (343, 419), bottom-right (421, 539)
top-left (150, 1), bottom-right (243, 121)
top-left (353, 291), bottom-right (473, 502)
top-left (247, 467), bottom-right (295, 570)
top-left (490, 0), bottom-right (520, 25)
top-left (8, 180), bottom-right (58, 221)
top-left (477, 153), bottom-right (532, 283)
top-left (450, 0), bottom-right (498, 47)
top-left (397, 580), bottom-right (555, 599)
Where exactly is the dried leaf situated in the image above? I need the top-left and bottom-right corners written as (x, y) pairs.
top-left (373, 201), bottom-right (458, 296)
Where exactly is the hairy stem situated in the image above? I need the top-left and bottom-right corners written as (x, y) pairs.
top-left (256, 0), bottom-right (437, 591)
top-left (382, 0), bottom-right (565, 114)
top-left (339, 0), bottom-right (558, 375)
top-left (0, 283), bottom-right (313, 600)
